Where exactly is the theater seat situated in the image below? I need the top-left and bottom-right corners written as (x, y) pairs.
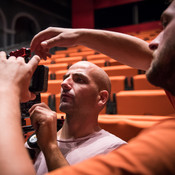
top-left (110, 76), bottom-right (126, 94)
top-left (133, 74), bottom-right (160, 90)
top-left (41, 93), bottom-right (63, 114)
top-left (47, 80), bottom-right (62, 94)
top-left (86, 54), bottom-right (110, 61)
top-left (55, 56), bottom-right (83, 64)
top-left (102, 65), bottom-right (138, 77)
top-left (98, 114), bottom-right (174, 142)
top-left (51, 53), bottom-right (67, 59)
top-left (116, 90), bottom-right (175, 115)
top-left (68, 50), bottom-right (96, 57)
top-left (41, 93), bottom-right (51, 105)
top-left (55, 70), bottom-right (67, 80)
top-left (47, 63), bottom-right (68, 72)
top-left (39, 59), bottom-right (52, 65)
top-left (90, 59), bottom-right (123, 67)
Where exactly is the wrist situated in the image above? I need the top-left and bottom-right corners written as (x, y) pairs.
top-left (0, 84), bottom-right (20, 98)
top-left (41, 142), bottom-right (59, 155)
top-left (75, 29), bottom-right (90, 46)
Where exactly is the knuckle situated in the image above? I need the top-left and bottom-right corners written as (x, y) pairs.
top-left (47, 26), bottom-right (54, 31)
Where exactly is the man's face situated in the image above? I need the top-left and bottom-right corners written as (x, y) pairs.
top-left (59, 62), bottom-right (99, 114)
top-left (146, 1), bottom-right (175, 95)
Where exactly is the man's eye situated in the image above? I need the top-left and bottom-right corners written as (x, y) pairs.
top-left (163, 22), bottom-right (168, 29)
top-left (75, 77), bottom-right (85, 83)
top-left (162, 19), bottom-right (169, 29)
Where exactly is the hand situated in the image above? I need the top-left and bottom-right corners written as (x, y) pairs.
top-left (29, 102), bottom-right (58, 151)
top-left (0, 51), bottom-right (40, 102)
top-left (30, 27), bottom-right (81, 59)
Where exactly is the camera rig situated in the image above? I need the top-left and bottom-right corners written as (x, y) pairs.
top-left (7, 47), bottom-right (49, 138)
top-left (7, 48), bottom-right (64, 149)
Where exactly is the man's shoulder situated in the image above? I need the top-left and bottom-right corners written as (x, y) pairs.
top-left (87, 129), bottom-right (126, 149)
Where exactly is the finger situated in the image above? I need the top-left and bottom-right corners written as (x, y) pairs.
top-left (8, 56), bottom-right (17, 61)
top-left (30, 112), bottom-right (39, 131)
top-left (30, 28), bottom-right (59, 52)
top-left (16, 56), bottom-right (25, 63)
top-left (28, 103), bottom-right (39, 114)
top-left (39, 102), bottom-right (51, 110)
top-left (0, 51), bottom-right (7, 60)
top-left (30, 93), bottom-right (36, 101)
top-left (28, 55), bottom-right (40, 74)
top-left (39, 51), bottom-right (47, 60)
top-left (29, 103), bottom-right (43, 114)
top-left (34, 50), bottom-right (48, 60)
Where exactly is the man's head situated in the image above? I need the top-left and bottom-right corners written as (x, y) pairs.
top-left (59, 61), bottom-right (111, 115)
top-left (146, 0), bottom-right (175, 95)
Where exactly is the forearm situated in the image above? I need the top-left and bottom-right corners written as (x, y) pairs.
top-left (76, 29), bottom-right (153, 70)
top-left (0, 87), bottom-right (35, 175)
top-left (43, 144), bottom-right (69, 172)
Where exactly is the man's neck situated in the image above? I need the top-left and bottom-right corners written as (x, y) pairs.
top-left (57, 113), bottom-right (101, 139)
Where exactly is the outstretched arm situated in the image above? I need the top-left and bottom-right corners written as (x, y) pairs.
top-left (30, 27), bottom-right (153, 71)
top-left (0, 52), bottom-right (40, 175)
top-left (29, 102), bottom-right (69, 172)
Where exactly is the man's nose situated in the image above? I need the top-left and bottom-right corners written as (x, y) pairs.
top-left (149, 31), bottom-right (163, 51)
top-left (61, 78), bottom-right (72, 91)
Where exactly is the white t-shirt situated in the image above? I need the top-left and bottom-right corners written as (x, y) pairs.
top-left (27, 129), bottom-right (126, 175)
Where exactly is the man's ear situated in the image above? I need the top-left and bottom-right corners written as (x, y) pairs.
top-left (98, 90), bottom-right (109, 107)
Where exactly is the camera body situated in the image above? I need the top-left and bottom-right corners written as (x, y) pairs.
top-left (8, 47), bottom-right (49, 93)
top-left (7, 48), bottom-right (49, 135)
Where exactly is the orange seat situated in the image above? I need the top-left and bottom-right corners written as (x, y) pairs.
top-left (68, 50), bottom-right (96, 57)
top-left (55, 48), bottom-right (78, 55)
top-left (39, 59), bottom-right (52, 65)
top-left (55, 70), bottom-right (67, 80)
top-left (47, 63), bottom-right (68, 72)
top-left (55, 56), bottom-right (83, 64)
top-left (41, 93), bottom-right (62, 113)
top-left (87, 54), bottom-right (111, 61)
top-left (107, 59), bottom-right (123, 66)
top-left (116, 90), bottom-right (174, 115)
top-left (133, 74), bottom-right (160, 90)
top-left (98, 114), bottom-right (174, 142)
top-left (51, 53), bottom-right (67, 58)
top-left (47, 80), bottom-right (62, 94)
top-left (57, 113), bottom-right (66, 119)
top-left (89, 59), bottom-right (123, 67)
top-left (110, 76), bottom-right (126, 94)
top-left (41, 92), bottom-right (51, 105)
top-left (24, 117), bottom-right (31, 126)
top-left (80, 47), bottom-right (94, 52)
top-left (103, 65), bottom-right (138, 77)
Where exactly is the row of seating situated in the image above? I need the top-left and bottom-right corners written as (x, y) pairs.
top-left (27, 28), bottom-right (174, 142)
top-left (46, 58), bottom-right (122, 73)
top-left (38, 27), bottom-right (174, 117)
top-left (24, 112), bottom-right (174, 142)
top-left (46, 74), bottom-right (159, 94)
top-left (40, 88), bottom-right (174, 116)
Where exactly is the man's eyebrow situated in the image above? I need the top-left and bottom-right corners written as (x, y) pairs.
top-left (74, 73), bottom-right (89, 82)
top-left (63, 73), bottom-right (70, 80)
top-left (160, 8), bottom-right (173, 24)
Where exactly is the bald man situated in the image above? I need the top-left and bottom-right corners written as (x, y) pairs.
top-left (28, 61), bottom-right (126, 175)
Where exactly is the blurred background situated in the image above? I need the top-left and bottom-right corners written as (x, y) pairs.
top-left (0, 0), bottom-right (168, 52)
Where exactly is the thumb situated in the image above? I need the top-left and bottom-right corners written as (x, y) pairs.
top-left (28, 55), bottom-right (40, 75)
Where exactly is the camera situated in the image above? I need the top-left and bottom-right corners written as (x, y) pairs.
top-left (7, 48), bottom-right (49, 136)
top-left (7, 47), bottom-right (49, 93)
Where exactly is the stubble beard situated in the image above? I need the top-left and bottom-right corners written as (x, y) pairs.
top-left (146, 53), bottom-right (175, 96)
